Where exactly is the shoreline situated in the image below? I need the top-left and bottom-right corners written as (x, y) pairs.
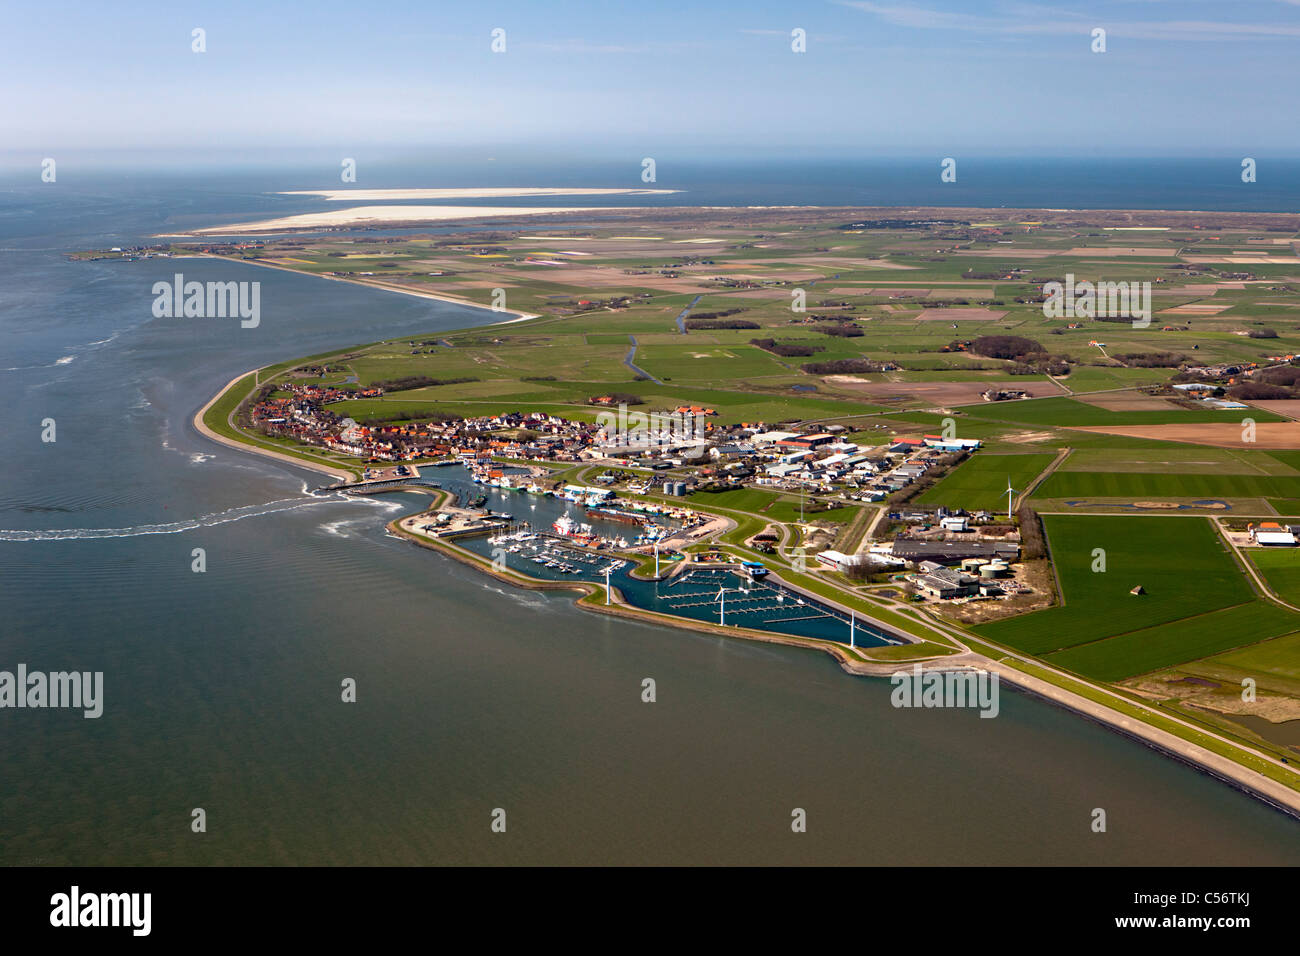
top-left (279, 187), bottom-right (683, 201)
top-left (157, 202), bottom-right (1300, 239)
top-left (164, 204), bottom-right (628, 237)
top-left (191, 368), bottom-right (354, 482)
top-left (173, 254), bottom-right (541, 322)
top-left (387, 513), bottom-right (922, 676)
top-left (180, 240), bottom-right (1300, 822)
top-left (192, 366), bottom-right (1300, 820)
top-left (391, 513), bottom-right (1300, 820)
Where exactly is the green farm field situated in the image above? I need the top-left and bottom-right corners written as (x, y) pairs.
top-left (914, 453), bottom-right (1055, 510)
top-left (1044, 601), bottom-right (1300, 681)
top-left (977, 515), bottom-right (1254, 655)
top-left (1034, 470), bottom-right (1300, 501)
top-left (1198, 630), bottom-right (1300, 686)
top-left (1056, 446), bottom-right (1300, 475)
top-left (955, 395), bottom-right (1287, 428)
top-left (1248, 548), bottom-right (1300, 605)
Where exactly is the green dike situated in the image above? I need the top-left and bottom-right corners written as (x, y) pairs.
top-left (772, 567), bottom-right (961, 648)
top-left (858, 641), bottom-right (960, 661)
top-left (201, 369), bottom-right (361, 480)
top-left (996, 657), bottom-right (1300, 794)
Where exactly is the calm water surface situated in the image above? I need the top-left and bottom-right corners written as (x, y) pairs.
top-left (0, 169), bottom-right (1297, 864)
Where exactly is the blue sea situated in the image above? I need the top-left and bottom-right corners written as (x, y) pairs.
top-left (1, 157), bottom-right (1298, 864)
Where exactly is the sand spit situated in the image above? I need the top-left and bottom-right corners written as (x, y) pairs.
top-left (280, 187), bottom-right (681, 201)
top-left (169, 205), bottom-right (628, 236)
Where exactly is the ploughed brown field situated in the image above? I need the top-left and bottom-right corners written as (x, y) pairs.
top-left (1075, 392), bottom-right (1180, 412)
top-left (1072, 422), bottom-right (1300, 449)
top-left (1244, 401), bottom-right (1300, 420)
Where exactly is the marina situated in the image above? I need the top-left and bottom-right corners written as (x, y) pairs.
top-left (453, 525), bottom-right (898, 649)
top-left (396, 464), bottom-right (900, 647)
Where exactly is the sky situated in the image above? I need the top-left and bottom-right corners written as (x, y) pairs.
top-left (3, 0), bottom-right (1300, 160)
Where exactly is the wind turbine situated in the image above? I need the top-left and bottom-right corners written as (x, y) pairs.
top-left (1004, 477), bottom-right (1017, 519)
top-left (604, 566), bottom-right (613, 605)
top-left (715, 586), bottom-right (741, 626)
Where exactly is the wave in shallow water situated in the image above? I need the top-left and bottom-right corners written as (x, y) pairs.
top-left (0, 492), bottom-right (352, 541)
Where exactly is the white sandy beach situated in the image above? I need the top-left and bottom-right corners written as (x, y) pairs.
top-left (169, 205), bottom-right (621, 236)
top-left (280, 187), bottom-right (680, 201)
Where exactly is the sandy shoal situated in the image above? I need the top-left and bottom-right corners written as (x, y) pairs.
top-left (168, 205), bottom-right (623, 236)
top-left (279, 187), bottom-right (680, 201)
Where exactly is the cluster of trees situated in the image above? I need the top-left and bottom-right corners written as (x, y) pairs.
top-left (1017, 506), bottom-right (1048, 561)
top-left (1009, 358), bottom-right (1071, 376)
top-left (750, 338), bottom-right (824, 357)
top-left (1114, 352), bottom-right (1186, 368)
top-left (919, 299), bottom-right (1004, 308)
top-left (686, 318), bottom-right (760, 330)
top-left (356, 410), bottom-right (457, 426)
top-left (800, 358), bottom-right (881, 374)
top-left (817, 324), bottom-right (864, 338)
top-left (688, 308), bottom-right (746, 321)
top-left (1248, 328), bottom-right (1279, 338)
top-left (1228, 383), bottom-right (1292, 400)
top-left (1256, 366), bottom-right (1300, 387)
top-left (1092, 313), bottom-right (1151, 324)
top-left (371, 375), bottom-right (478, 392)
top-left (589, 392), bottom-right (645, 406)
top-left (967, 335), bottom-right (1045, 360)
top-left (1226, 366), bottom-right (1300, 400)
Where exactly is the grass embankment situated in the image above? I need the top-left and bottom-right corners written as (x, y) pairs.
top-left (1000, 657), bottom-right (1300, 795)
top-left (201, 368), bottom-right (362, 480)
